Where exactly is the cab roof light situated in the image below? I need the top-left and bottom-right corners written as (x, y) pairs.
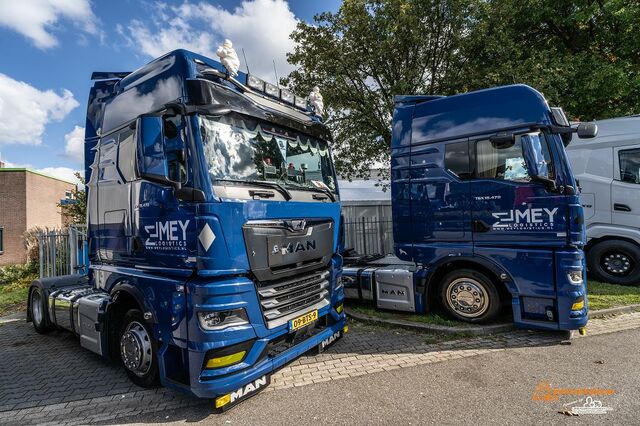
top-left (247, 74), bottom-right (265, 91)
top-left (294, 96), bottom-right (308, 110)
top-left (280, 89), bottom-right (295, 105)
top-left (264, 82), bottom-right (280, 98)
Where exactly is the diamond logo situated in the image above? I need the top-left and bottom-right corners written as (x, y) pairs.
top-left (198, 223), bottom-right (216, 252)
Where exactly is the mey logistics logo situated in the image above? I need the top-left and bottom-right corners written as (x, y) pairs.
top-left (144, 220), bottom-right (190, 251)
top-left (492, 207), bottom-right (558, 230)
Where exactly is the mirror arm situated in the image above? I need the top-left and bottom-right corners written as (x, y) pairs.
top-left (531, 175), bottom-right (557, 192)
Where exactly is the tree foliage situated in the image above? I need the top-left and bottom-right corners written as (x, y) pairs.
top-left (285, 0), bottom-right (640, 179)
top-left (457, 0), bottom-right (640, 121)
top-left (58, 172), bottom-right (86, 225)
top-left (285, 0), bottom-right (471, 180)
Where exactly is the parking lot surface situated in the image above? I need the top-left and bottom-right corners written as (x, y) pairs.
top-left (1, 311), bottom-right (639, 425)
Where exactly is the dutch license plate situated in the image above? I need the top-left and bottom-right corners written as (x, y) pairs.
top-left (289, 309), bottom-right (318, 331)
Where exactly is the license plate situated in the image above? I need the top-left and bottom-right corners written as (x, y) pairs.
top-left (289, 309), bottom-right (318, 331)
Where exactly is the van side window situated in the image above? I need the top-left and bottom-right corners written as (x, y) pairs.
top-left (444, 141), bottom-right (471, 179)
top-left (619, 148), bottom-right (640, 184)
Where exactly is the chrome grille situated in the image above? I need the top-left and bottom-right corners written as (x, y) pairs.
top-left (258, 269), bottom-right (331, 328)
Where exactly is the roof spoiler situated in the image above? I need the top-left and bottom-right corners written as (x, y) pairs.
top-left (394, 94), bottom-right (444, 105)
top-left (91, 71), bottom-right (131, 80)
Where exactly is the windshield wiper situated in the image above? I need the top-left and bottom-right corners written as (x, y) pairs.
top-left (214, 179), bottom-right (292, 201)
top-left (288, 185), bottom-right (336, 202)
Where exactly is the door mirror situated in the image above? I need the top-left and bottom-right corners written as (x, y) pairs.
top-left (576, 122), bottom-right (598, 139)
top-left (136, 115), bottom-right (179, 186)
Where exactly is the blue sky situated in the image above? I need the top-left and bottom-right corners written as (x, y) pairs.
top-left (0, 0), bottom-right (341, 183)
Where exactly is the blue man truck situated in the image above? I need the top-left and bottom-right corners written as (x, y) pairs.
top-left (26, 48), bottom-right (346, 409)
top-left (343, 85), bottom-right (597, 332)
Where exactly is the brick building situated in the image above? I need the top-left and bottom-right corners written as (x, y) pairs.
top-left (0, 169), bottom-right (76, 265)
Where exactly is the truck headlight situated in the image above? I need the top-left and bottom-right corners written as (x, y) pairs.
top-left (198, 309), bottom-right (249, 330)
top-left (567, 270), bottom-right (583, 285)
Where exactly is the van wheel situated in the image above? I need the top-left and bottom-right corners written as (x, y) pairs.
top-left (587, 240), bottom-right (640, 286)
top-left (31, 287), bottom-right (53, 334)
top-left (439, 269), bottom-right (500, 323)
top-left (119, 309), bottom-right (160, 388)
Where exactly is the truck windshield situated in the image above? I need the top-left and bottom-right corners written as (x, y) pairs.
top-left (199, 114), bottom-right (337, 193)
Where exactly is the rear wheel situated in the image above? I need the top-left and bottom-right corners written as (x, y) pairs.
top-left (119, 309), bottom-right (160, 388)
top-left (30, 287), bottom-right (53, 334)
top-left (587, 240), bottom-right (640, 286)
top-left (439, 269), bottom-right (501, 323)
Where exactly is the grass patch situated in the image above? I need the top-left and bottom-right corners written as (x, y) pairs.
top-left (348, 301), bottom-right (468, 327)
top-left (587, 280), bottom-right (640, 311)
top-left (0, 263), bottom-right (37, 316)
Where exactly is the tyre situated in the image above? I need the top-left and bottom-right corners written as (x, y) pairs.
top-left (587, 240), bottom-right (640, 286)
top-left (119, 309), bottom-right (160, 388)
top-left (439, 269), bottom-right (501, 323)
top-left (30, 287), bottom-right (53, 334)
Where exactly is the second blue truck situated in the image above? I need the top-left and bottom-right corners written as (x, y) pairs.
top-left (343, 85), bottom-right (597, 333)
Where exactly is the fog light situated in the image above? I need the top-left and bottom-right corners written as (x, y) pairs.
top-left (215, 393), bottom-right (231, 408)
top-left (571, 299), bottom-right (585, 311)
top-left (567, 270), bottom-right (583, 285)
top-left (206, 351), bottom-right (246, 369)
top-left (198, 309), bottom-right (249, 330)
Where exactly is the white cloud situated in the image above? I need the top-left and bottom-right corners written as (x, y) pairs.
top-left (64, 125), bottom-right (85, 163)
top-left (123, 0), bottom-right (299, 79)
top-left (0, 73), bottom-right (79, 145)
top-left (0, 158), bottom-right (82, 185)
top-left (0, 0), bottom-right (99, 49)
top-left (38, 167), bottom-right (82, 185)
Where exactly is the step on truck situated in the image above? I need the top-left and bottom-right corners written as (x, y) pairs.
top-left (26, 47), bottom-right (347, 410)
top-left (343, 85), bottom-right (597, 332)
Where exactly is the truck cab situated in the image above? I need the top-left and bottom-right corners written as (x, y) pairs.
top-left (566, 116), bottom-right (640, 285)
top-left (27, 49), bottom-right (346, 407)
top-left (392, 84), bottom-right (595, 329)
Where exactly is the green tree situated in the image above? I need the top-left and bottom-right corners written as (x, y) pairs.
top-left (457, 0), bottom-right (640, 120)
top-left (58, 172), bottom-right (86, 224)
top-left (285, 0), bottom-right (471, 180)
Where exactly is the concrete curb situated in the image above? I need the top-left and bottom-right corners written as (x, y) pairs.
top-left (589, 304), bottom-right (640, 319)
top-left (347, 304), bottom-right (640, 335)
top-left (345, 309), bottom-right (513, 336)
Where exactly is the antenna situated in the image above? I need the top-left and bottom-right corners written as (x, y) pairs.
top-left (242, 48), bottom-right (250, 74)
top-left (273, 59), bottom-right (279, 88)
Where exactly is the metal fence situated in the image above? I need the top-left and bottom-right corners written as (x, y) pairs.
top-left (344, 217), bottom-right (393, 256)
top-left (38, 225), bottom-right (88, 278)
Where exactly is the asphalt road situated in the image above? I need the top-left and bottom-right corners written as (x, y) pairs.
top-left (113, 328), bottom-right (638, 425)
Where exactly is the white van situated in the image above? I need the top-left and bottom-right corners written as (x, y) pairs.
top-left (566, 116), bottom-right (640, 285)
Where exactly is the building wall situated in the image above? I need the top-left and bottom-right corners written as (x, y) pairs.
top-left (0, 171), bottom-right (27, 265)
top-left (0, 170), bottom-right (75, 266)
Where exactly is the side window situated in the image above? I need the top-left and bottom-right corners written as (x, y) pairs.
top-left (476, 138), bottom-right (529, 181)
top-left (98, 137), bottom-right (119, 182)
top-left (619, 148), bottom-right (640, 184)
top-left (444, 141), bottom-right (471, 179)
top-left (117, 129), bottom-right (137, 182)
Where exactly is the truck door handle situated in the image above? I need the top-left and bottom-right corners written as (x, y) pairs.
top-left (614, 203), bottom-right (631, 212)
top-left (249, 189), bottom-right (275, 199)
top-left (472, 220), bottom-right (491, 233)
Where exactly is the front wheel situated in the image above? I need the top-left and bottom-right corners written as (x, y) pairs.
top-left (30, 287), bottom-right (53, 334)
top-left (439, 269), bottom-right (501, 323)
top-left (119, 309), bottom-right (160, 388)
top-left (587, 240), bottom-right (640, 286)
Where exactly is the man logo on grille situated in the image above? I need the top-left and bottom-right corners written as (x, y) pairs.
top-left (287, 220), bottom-right (306, 231)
